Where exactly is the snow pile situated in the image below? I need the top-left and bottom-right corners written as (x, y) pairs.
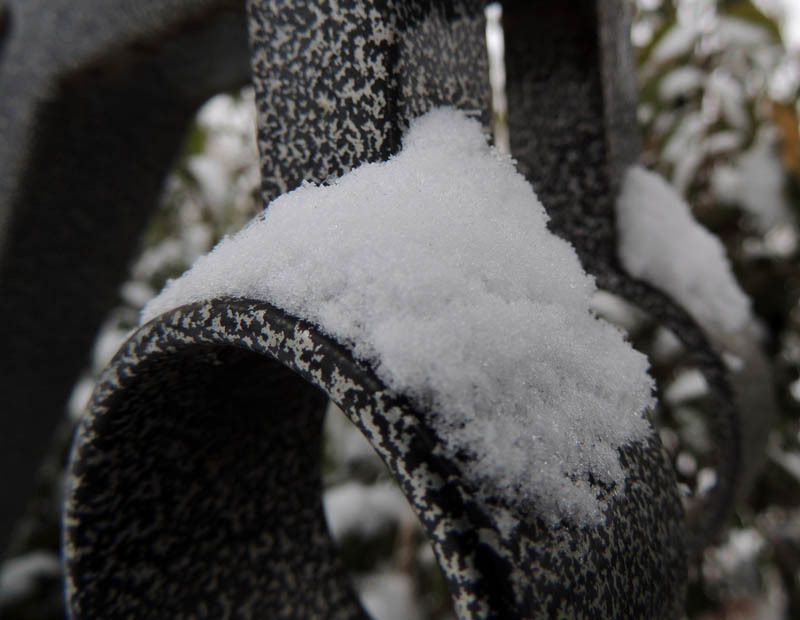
top-left (617, 166), bottom-right (751, 336)
top-left (144, 108), bottom-right (654, 523)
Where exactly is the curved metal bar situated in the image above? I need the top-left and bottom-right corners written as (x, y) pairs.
top-left (598, 270), bottom-right (740, 556)
top-left (64, 298), bottom-right (687, 618)
top-left (0, 0), bottom-right (251, 553)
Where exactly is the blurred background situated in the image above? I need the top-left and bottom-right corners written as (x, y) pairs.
top-left (3, 0), bottom-right (800, 617)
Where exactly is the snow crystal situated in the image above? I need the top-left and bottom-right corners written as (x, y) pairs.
top-left (617, 166), bottom-right (751, 337)
top-left (144, 108), bottom-right (655, 523)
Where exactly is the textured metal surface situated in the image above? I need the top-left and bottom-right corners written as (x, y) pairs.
top-left (65, 298), bottom-right (686, 618)
top-left (65, 304), bottom-right (363, 618)
top-left (246, 0), bottom-right (491, 201)
top-left (0, 0), bottom-right (251, 553)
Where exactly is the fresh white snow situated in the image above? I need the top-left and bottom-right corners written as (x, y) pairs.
top-left (144, 108), bottom-right (655, 523)
top-left (617, 165), bottom-right (751, 337)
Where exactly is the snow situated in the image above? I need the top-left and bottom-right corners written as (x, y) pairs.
top-left (0, 552), bottom-right (60, 606)
top-left (770, 448), bottom-right (800, 484)
top-left (676, 452), bottom-right (697, 477)
top-left (716, 16), bottom-right (771, 50)
top-left (323, 481), bottom-right (416, 541)
top-left (664, 369), bottom-right (709, 404)
top-left (356, 572), bottom-right (422, 620)
top-left (661, 112), bottom-right (706, 193)
top-left (197, 87), bottom-right (258, 136)
top-left (711, 128), bottom-right (790, 232)
top-left (144, 108), bottom-right (655, 523)
top-left (187, 155), bottom-right (230, 208)
top-left (706, 70), bottom-right (749, 130)
top-left (778, 0), bottom-right (800, 50)
top-left (617, 166), bottom-right (751, 337)
top-left (324, 403), bottom-right (384, 470)
top-left (589, 290), bottom-right (646, 333)
top-left (697, 467), bottom-right (718, 496)
top-left (674, 407), bottom-right (711, 453)
top-left (713, 528), bottom-right (765, 575)
top-left (67, 376), bottom-right (96, 421)
top-left (659, 66), bottom-right (706, 100)
top-left (120, 280), bottom-right (157, 309)
top-left (650, 23), bottom-right (698, 65)
top-left (651, 327), bottom-right (683, 362)
top-left (704, 131), bottom-right (744, 156)
top-left (91, 320), bottom-right (133, 369)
